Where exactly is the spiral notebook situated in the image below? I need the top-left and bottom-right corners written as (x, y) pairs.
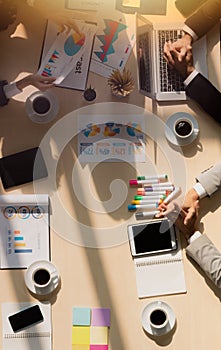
top-left (134, 232), bottom-right (186, 298)
top-left (2, 302), bottom-right (51, 350)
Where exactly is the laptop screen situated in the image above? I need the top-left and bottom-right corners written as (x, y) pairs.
top-left (136, 16), bottom-right (153, 97)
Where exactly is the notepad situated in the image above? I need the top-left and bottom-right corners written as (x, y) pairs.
top-left (72, 307), bottom-right (110, 348)
top-left (0, 194), bottom-right (50, 269)
top-left (134, 231), bottom-right (186, 298)
top-left (2, 302), bottom-right (52, 350)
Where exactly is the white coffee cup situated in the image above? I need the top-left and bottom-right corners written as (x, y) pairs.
top-left (32, 267), bottom-right (52, 289)
top-left (173, 118), bottom-right (194, 140)
top-left (25, 260), bottom-right (60, 295)
top-left (149, 308), bottom-right (169, 333)
top-left (31, 95), bottom-right (52, 117)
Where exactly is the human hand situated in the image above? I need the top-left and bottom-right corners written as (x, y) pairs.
top-left (164, 40), bottom-right (195, 79)
top-left (164, 33), bottom-right (193, 66)
top-left (50, 13), bottom-right (81, 35)
top-left (175, 201), bottom-right (199, 240)
top-left (16, 74), bottom-right (56, 92)
top-left (182, 188), bottom-right (200, 225)
top-left (157, 201), bottom-right (199, 240)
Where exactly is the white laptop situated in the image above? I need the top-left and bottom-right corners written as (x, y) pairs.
top-left (136, 14), bottom-right (208, 101)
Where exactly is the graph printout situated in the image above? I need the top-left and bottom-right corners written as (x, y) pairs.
top-left (38, 21), bottom-right (97, 89)
top-left (90, 15), bottom-right (136, 77)
top-left (0, 195), bottom-right (50, 269)
top-left (78, 114), bottom-right (146, 163)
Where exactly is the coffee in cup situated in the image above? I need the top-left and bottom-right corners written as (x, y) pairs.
top-left (32, 96), bottom-right (51, 115)
top-left (174, 118), bottom-right (193, 139)
top-left (33, 268), bottom-right (51, 287)
top-left (31, 263), bottom-right (60, 294)
top-left (149, 308), bottom-right (168, 331)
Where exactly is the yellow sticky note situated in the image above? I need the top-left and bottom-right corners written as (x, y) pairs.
top-left (72, 326), bottom-right (90, 345)
top-left (72, 345), bottom-right (90, 350)
top-left (90, 327), bottom-right (108, 345)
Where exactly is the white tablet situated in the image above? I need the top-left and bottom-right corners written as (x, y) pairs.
top-left (128, 218), bottom-right (177, 257)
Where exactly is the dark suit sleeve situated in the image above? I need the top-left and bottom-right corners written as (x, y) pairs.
top-left (185, 0), bottom-right (221, 39)
top-left (185, 73), bottom-right (221, 124)
top-left (0, 80), bottom-right (9, 106)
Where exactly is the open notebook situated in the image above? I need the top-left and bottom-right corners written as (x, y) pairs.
top-left (2, 302), bottom-right (52, 350)
top-left (134, 231), bottom-right (186, 298)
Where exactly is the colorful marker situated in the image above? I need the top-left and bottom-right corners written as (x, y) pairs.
top-left (162, 187), bottom-right (182, 204)
top-left (143, 182), bottom-right (173, 188)
top-left (130, 179), bottom-right (172, 186)
top-left (132, 199), bottom-right (162, 205)
top-left (130, 179), bottom-right (160, 186)
top-left (137, 190), bottom-right (171, 196)
top-left (138, 185), bottom-right (174, 192)
top-left (135, 210), bottom-right (160, 220)
top-left (134, 195), bottom-right (166, 200)
top-left (137, 174), bottom-right (168, 181)
top-left (128, 203), bottom-right (158, 211)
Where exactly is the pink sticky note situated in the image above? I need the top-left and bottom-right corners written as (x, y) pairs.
top-left (91, 308), bottom-right (110, 327)
top-left (90, 346), bottom-right (108, 350)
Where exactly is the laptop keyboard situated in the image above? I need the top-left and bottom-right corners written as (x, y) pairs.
top-left (158, 30), bottom-right (185, 92)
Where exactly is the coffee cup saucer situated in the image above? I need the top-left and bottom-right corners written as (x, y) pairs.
top-left (141, 301), bottom-right (176, 336)
top-left (25, 91), bottom-right (59, 124)
top-left (165, 112), bottom-right (199, 146)
top-left (25, 260), bottom-right (60, 296)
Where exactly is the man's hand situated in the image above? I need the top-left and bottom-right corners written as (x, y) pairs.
top-left (164, 41), bottom-right (195, 79)
top-left (16, 74), bottom-right (56, 92)
top-left (163, 33), bottom-right (193, 66)
top-left (175, 202), bottom-right (199, 240)
top-left (182, 188), bottom-right (200, 225)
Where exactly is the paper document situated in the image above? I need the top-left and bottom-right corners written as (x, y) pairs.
top-left (39, 20), bottom-right (97, 90)
top-left (0, 194), bottom-right (50, 269)
top-left (78, 114), bottom-right (146, 163)
top-left (90, 15), bottom-right (136, 77)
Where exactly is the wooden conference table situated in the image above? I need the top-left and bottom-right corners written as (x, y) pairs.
top-left (0, 1), bottom-right (221, 349)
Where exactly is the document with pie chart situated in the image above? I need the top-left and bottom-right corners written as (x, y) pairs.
top-left (38, 20), bottom-right (97, 90)
top-left (0, 194), bottom-right (50, 269)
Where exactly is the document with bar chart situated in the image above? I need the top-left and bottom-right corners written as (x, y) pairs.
top-left (0, 195), bottom-right (50, 269)
top-left (90, 15), bottom-right (136, 77)
top-left (38, 20), bottom-right (97, 90)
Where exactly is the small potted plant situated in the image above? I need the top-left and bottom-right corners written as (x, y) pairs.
top-left (107, 68), bottom-right (134, 97)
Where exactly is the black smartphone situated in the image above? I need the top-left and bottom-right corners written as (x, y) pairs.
top-left (0, 147), bottom-right (48, 189)
top-left (8, 305), bottom-right (44, 332)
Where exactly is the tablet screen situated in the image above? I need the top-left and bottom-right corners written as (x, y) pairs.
top-left (128, 219), bottom-right (177, 256)
top-left (0, 147), bottom-right (48, 189)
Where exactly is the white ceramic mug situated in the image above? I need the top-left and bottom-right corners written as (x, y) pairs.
top-left (173, 118), bottom-right (194, 140)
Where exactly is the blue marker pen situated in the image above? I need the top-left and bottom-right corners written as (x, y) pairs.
top-left (128, 203), bottom-right (158, 211)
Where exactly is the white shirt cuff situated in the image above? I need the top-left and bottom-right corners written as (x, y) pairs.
top-left (184, 69), bottom-right (199, 87)
top-left (193, 182), bottom-right (207, 199)
top-left (183, 24), bottom-right (198, 42)
top-left (3, 82), bottom-right (22, 99)
top-left (188, 230), bottom-right (201, 244)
